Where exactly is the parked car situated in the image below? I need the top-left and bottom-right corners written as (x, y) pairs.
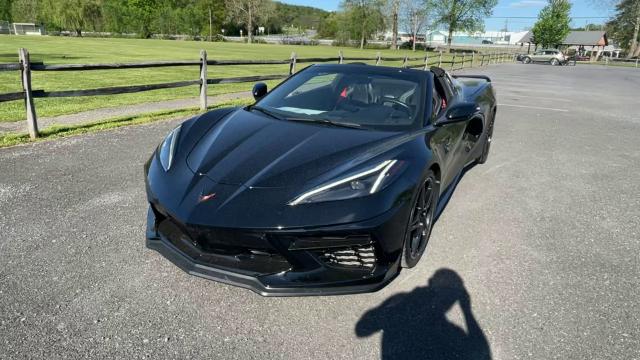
top-left (144, 64), bottom-right (497, 296)
top-left (521, 49), bottom-right (566, 65)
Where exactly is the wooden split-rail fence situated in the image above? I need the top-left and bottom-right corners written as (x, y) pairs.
top-left (0, 48), bottom-right (516, 139)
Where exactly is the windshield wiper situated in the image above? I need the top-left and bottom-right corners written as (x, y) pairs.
top-left (285, 117), bottom-right (362, 129)
top-left (250, 105), bottom-right (283, 120)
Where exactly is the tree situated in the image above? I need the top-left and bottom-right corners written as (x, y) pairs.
top-left (226, 0), bottom-right (274, 43)
top-left (402, 0), bottom-right (431, 51)
top-left (44, 0), bottom-right (103, 36)
top-left (607, 0), bottom-right (640, 58)
top-left (343, 0), bottom-right (385, 49)
top-left (265, 2), bottom-right (327, 34)
top-left (389, 0), bottom-right (401, 49)
top-left (11, 0), bottom-right (39, 22)
top-left (0, 0), bottom-right (13, 22)
top-left (318, 11), bottom-right (340, 38)
top-left (571, 23), bottom-right (603, 31)
top-left (531, 0), bottom-right (572, 48)
top-left (128, 0), bottom-right (157, 38)
top-left (433, 0), bottom-right (498, 51)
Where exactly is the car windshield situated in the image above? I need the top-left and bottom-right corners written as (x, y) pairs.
top-left (253, 66), bottom-right (425, 131)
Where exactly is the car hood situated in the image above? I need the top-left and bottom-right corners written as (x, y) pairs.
top-left (186, 108), bottom-right (409, 189)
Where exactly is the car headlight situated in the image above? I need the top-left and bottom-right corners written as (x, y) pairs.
top-left (158, 126), bottom-right (181, 171)
top-left (289, 159), bottom-right (405, 206)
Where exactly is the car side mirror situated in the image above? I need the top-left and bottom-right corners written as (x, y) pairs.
top-left (252, 82), bottom-right (268, 101)
top-left (435, 102), bottom-right (479, 127)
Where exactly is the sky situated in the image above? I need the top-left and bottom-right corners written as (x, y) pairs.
top-left (279, 0), bottom-right (615, 31)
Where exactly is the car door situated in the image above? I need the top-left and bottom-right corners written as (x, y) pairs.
top-left (531, 50), bottom-right (544, 62)
top-left (430, 76), bottom-right (467, 190)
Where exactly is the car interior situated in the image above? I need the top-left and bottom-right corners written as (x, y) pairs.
top-left (264, 71), bottom-right (423, 129)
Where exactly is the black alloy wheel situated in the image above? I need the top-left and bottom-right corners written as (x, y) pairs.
top-left (401, 173), bottom-right (439, 268)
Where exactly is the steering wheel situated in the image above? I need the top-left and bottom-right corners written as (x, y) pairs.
top-left (380, 97), bottom-right (412, 116)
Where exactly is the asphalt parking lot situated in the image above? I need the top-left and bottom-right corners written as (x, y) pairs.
top-left (1, 63), bottom-right (639, 359)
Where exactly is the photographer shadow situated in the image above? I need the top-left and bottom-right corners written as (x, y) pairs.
top-left (355, 268), bottom-right (491, 360)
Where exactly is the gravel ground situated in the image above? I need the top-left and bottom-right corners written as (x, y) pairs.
top-left (0, 63), bottom-right (639, 359)
top-left (0, 92), bottom-right (252, 134)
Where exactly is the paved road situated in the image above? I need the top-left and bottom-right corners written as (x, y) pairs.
top-left (1, 64), bottom-right (639, 359)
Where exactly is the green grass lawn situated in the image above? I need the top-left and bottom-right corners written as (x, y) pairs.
top-left (0, 98), bottom-right (252, 148)
top-left (0, 36), bottom-right (456, 123)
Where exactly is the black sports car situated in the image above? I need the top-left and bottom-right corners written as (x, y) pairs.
top-left (145, 64), bottom-right (496, 296)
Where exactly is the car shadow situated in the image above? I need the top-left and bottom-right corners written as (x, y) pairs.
top-left (435, 161), bottom-right (478, 224)
top-left (355, 268), bottom-right (491, 360)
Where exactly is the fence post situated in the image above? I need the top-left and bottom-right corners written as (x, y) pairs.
top-left (289, 52), bottom-right (297, 75)
top-left (376, 52), bottom-right (381, 66)
top-left (338, 50), bottom-right (344, 64)
top-left (438, 51), bottom-right (443, 67)
top-left (472, 52), bottom-right (475, 67)
top-left (636, 58), bottom-right (639, 68)
top-left (19, 48), bottom-right (38, 139)
top-left (423, 53), bottom-right (429, 70)
top-left (451, 53), bottom-right (456, 71)
top-left (402, 55), bottom-right (408, 68)
top-left (199, 50), bottom-right (207, 111)
top-left (462, 53), bottom-right (466, 69)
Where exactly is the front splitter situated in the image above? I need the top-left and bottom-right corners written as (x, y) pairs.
top-left (146, 237), bottom-right (399, 297)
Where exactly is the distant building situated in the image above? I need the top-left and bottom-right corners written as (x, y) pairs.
top-left (424, 30), bottom-right (531, 46)
top-left (562, 31), bottom-right (608, 48)
top-left (426, 31), bottom-right (448, 45)
top-left (520, 30), bottom-right (613, 59)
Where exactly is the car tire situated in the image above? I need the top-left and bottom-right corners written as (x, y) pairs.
top-left (476, 111), bottom-right (495, 164)
top-left (401, 172), bottom-right (440, 268)
top-left (523, 57), bottom-right (531, 64)
top-left (550, 58), bottom-right (559, 66)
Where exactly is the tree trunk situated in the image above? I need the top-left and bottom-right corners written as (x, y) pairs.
top-left (247, 6), bottom-right (253, 44)
top-left (76, 29), bottom-right (82, 37)
top-left (447, 27), bottom-right (453, 52)
top-left (360, 19), bottom-right (365, 49)
top-left (391, 0), bottom-right (399, 50)
top-left (412, 20), bottom-right (417, 51)
top-left (628, 5), bottom-right (640, 58)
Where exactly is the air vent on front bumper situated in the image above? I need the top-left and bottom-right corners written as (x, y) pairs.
top-left (319, 245), bottom-right (377, 269)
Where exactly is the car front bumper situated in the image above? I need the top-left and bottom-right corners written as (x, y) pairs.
top-left (145, 199), bottom-right (411, 296)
